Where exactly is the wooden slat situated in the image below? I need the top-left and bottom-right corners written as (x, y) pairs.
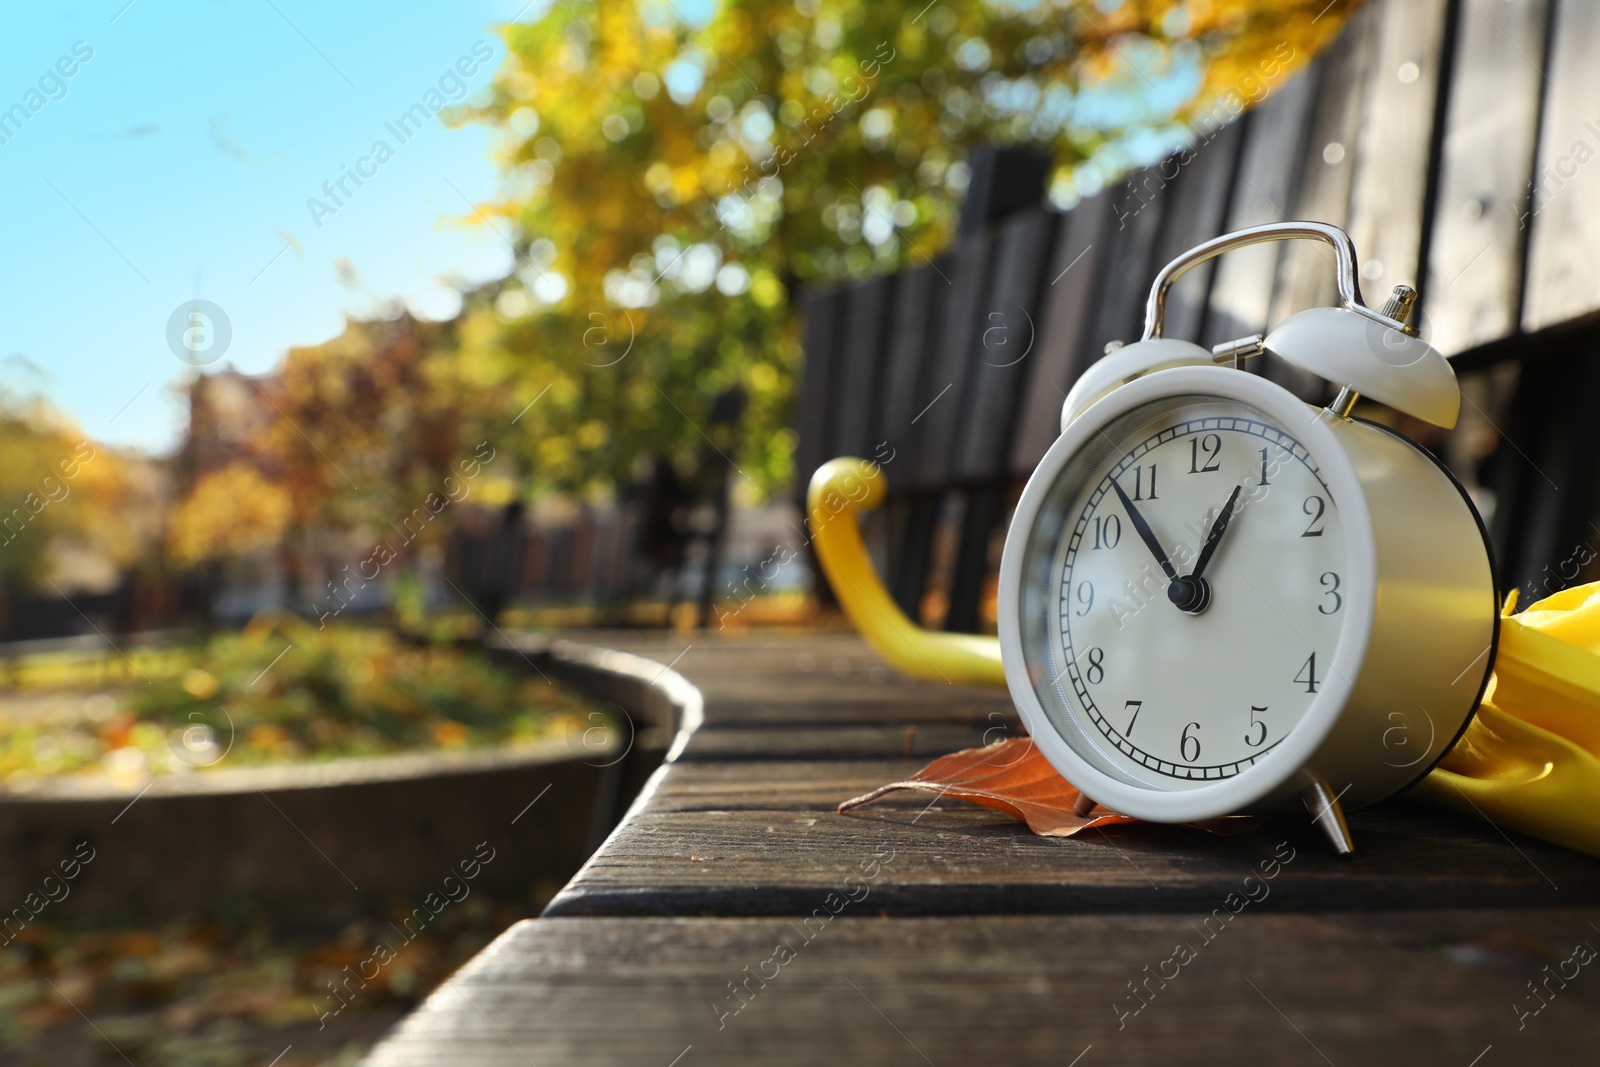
top-left (911, 232), bottom-right (996, 490)
top-left (1090, 172), bottom-right (1169, 354)
top-left (1149, 119), bottom-right (1247, 343)
top-left (1270, 4), bottom-right (1379, 322)
top-left (1202, 66), bottom-right (1321, 349)
top-left (367, 910), bottom-right (1600, 1066)
top-left (1522, 0), bottom-right (1600, 332)
top-left (544, 777), bottom-right (1596, 917)
top-left (951, 208), bottom-right (1058, 482)
top-left (1424, 0), bottom-right (1549, 355)
top-left (1006, 189), bottom-right (1114, 476)
top-left (831, 274), bottom-right (895, 460)
top-left (1344, 0), bottom-right (1454, 312)
top-left (876, 262), bottom-right (943, 479)
top-left (792, 287), bottom-right (846, 493)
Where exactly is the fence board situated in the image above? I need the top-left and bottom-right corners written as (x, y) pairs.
top-left (1521, 0), bottom-right (1600, 332)
top-left (1424, 0), bottom-right (1549, 356)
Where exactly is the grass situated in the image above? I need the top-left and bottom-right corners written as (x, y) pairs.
top-left (0, 613), bottom-right (600, 787)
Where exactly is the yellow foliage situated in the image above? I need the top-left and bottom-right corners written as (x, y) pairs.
top-left (166, 464), bottom-right (293, 567)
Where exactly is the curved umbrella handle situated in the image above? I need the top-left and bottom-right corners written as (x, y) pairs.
top-left (807, 457), bottom-right (1006, 688)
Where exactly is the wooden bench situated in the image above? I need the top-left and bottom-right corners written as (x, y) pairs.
top-left (365, 629), bottom-right (1600, 1064)
top-left (795, 0), bottom-right (1600, 636)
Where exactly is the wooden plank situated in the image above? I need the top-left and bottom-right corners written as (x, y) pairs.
top-left (1270, 4), bottom-right (1379, 323)
top-left (1149, 119), bottom-right (1246, 344)
top-left (1522, 0), bottom-right (1600, 332)
top-left (876, 263), bottom-right (943, 479)
top-left (1007, 189), bottom-right (1115, 476)
top-left (1344, 0), bottom-right (1454, 314)
top-left (1091, 170), bottom-right (1169, 354)
top-left (791, 287), bottom-right (845, 494)
top-left (831, 274), bottom-right (895, 460)
top-left (1424, 0), bottom-right (1549, 356)
top-left (1202, 65), bottom-right (1321, 349)
top-left (951, 208), bottom-right (1059, 482)
top-left (542, 788), bottom-right (1599, 917)
top-left (911, 231), bottom-right (996, 489)
top-left (366, 910), bottom-right (1600, 1065)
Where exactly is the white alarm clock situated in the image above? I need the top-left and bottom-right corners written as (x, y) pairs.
top-left (997, 222), bottom-right (1498, 853)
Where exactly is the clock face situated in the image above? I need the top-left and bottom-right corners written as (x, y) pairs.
top-left (1035, 394), bottom-right (1347, 791)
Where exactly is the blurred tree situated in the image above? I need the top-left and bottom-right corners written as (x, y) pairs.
top-left (454, 0), bottom-right (1363, 501)
top-left (166, 314), bottom-right (521, 595)
top-left (0, 391), bottom-right (141, 591)
top-left (166, 464), bottom-right (293, 567)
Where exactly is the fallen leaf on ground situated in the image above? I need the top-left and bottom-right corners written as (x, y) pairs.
top-left (838, 737), bottom-right (1258, 837)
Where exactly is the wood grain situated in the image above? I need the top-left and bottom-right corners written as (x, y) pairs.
top-left (545, 780), bottom-right (1596, 918)
top-left (1270, 5), bottom-right (1377, 323)
top-left (832, 273), bottom-right (895, 460)
top-left (951, 208), bottom-right (1058, 482)
top-left (1150, 119), bottom-right (1246, 344)
top-left (366, 911), bottom-right (1600, 1066)
top-left (1522, 0), bottom-right (1600, 332)
top-left (1201, 69), bottom-right (1319, 349)
top-left (1345, 0), bottom-right (1453, 310)
top-left (912, 230), bottom-right (996, 490)
top-left (1425, 0), bottom-right (1549, 355)
top-left (793, 286), bottom-right (845, 494)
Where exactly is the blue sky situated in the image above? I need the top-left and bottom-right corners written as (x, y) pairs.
top-left (0, 0), bottom-right (544, 452)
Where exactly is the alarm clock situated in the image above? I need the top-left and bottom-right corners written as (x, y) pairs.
top-left (996, 221), bottom-right (1498, 853)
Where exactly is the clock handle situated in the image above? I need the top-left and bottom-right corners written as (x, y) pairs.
top-left (1139, 220), bottom-right (1405, 341)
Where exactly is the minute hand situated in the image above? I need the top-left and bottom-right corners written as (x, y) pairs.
top-left (1110, 479), bottom-right (1178, 580)
top-left (1190, 484), bottom-right (1244, 580)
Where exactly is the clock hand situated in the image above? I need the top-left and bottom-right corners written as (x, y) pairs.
top-left (1110, 478), bottom-right (1178, 581)
top-left (1189, 484), bottom-right (1244, 581)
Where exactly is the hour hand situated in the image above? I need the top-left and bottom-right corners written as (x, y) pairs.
top-left (1110, 478), bottom-right (1177, 580)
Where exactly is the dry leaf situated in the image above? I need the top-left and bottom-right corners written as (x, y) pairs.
top-left (838, 737), bottom-right (1136, 837)
top-left (839, 737), bottom-right (1259, 838)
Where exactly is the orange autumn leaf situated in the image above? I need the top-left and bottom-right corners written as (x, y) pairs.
top-left (838, 737), bottom-right (1136, 838)
top-left (839, 737), bottom-right (1260, 838)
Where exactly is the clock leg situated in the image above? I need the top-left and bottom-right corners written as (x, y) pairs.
top-left (1301, 778), bottom-right (1355, 855)
top-left (1073, 793), bottom-right (1097, 817)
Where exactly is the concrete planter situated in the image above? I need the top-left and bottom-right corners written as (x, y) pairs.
top-left (0, 635), bottom-right (698, 928)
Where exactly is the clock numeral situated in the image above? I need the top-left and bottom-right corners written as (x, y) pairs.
top-left (1189, 433), bottom-right (1222, 474)
top-left (1258, 446), bottom-right (1271, 487)
top-left (1075, 581), bottom-right (1094, 617)
top-left (1092, 514), bottom-right (1122, 550)
top-left (1128, 463), bottom-right (1158, 501)
top-left (1085, 647), bottom-right (1104, 684)
top-left (1245, 705), bottom-right (1268, 747)
top-left (1295, 652), bottom-right (1320, 694)
top-left (1180, 721), bottom-right (1202, 763)
top-left (1302, 495), bottom-right (1327, 537)
top-left (1124, 699), bottom-right (1143, 735)
top-left (1319, 571), bottom-right (1342, 614)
